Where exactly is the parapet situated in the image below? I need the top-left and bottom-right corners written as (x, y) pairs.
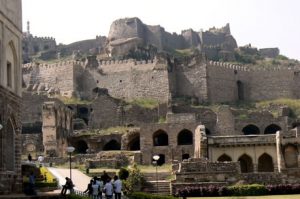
top-left (22, 60), bottom-right (85, 70)
top-left (98, 58), bottom-right (158, 73)
top-left (207, 60), bottom-right (250, 72)
top-left (207, 60), bottom-right (300, 72)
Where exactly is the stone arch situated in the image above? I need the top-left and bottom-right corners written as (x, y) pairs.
top-left (74, 140), bottom-right (88, 154)
top-left (153, 129), bottom-right (168, 146)
top-left (237, 80), bottom-right (244, 100)
top-left (284, 144), bottom-right (298, 168)
top-left (177, 129), bottom-right (193, 145)
top-left (264, 124), bottom-right (281, 134)
top-left (5, 118), bottom-right (15, 171)
top-left (242, 124), bottom-right (260, 135)
top-left (258, 153), bottom-right (274, 172)
top-left (128, 134), bottom-right (140, 151)
top-left (238, 154), bottom-right (253, 173)
top-left (182, 153), bottom-right (190, 160)
top-left (217, 154), bottom-right (232, 162)
top-left (103, 139), bottom-right (121, 151)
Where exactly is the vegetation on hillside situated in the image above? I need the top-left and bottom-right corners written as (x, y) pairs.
top-left (74, 126), bottom-right (138, 136)
top-left (126, 98), bottom-right (159, 109)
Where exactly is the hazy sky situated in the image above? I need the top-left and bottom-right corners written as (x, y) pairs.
top-left (22, 0), bottom-right (300, 60)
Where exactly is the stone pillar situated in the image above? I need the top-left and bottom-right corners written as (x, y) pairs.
top-left (253, 164), bottom-right (258, 173)
top-left (276, 131), bottom-right (285, 172)
top-left (194, 125), bottom-right (207, 158)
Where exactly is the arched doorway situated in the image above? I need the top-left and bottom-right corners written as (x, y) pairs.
top-left (75, 140), bottom-right (88, 154)
top-left (284, 144), bottom-right (298, 168)
top-left (264, 124), bottom-right (281, 134)
top-left (242, 124), bottom-right (260, 135)
top-left (153, 130), bottom-right (168, 146)
top-left (128, 136), bottom-right (140, 151)
top-left (258, 153), bottom-right (274, 172)
top-left (217, 154), bottom-right (232, 162)
top-left (238, 154), bottom-right (253, 173)
top-left (237, 80), bottom-right (244, 101)
top-left (103, 140), bottom-right (121, 151)
top-left (182, 154), bottom-right (190, 160)
top-left (177, 129), bottom-right (193, 145)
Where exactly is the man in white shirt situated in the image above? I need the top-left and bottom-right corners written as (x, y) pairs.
top-left (103, 179), bottom-right (113, 199)
top-left (113, 175), bottom-right (122, 199)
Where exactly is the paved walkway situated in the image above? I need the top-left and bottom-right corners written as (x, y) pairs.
top-left (47, 167), bottom-right (91, 192)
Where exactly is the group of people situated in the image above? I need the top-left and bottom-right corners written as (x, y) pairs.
top-left (84, 171), bottom-right (122, 199)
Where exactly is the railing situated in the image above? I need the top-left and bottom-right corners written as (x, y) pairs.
top-left (73, 189), bottom-right (89, 197)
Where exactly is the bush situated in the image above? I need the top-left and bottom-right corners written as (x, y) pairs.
top-left (119, 167), bottom-right (129, 180)
top-left (227, 184), bottom-right (267, 196)
top-left (128, 192), bottom-right (177, 199)
top-left (266, 184), bottom-right (300, 195)
top-left (123, 164), bottom-right (145, 194)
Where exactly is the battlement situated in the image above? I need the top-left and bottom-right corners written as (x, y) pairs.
top-left (98, 58), bottom-right (160, 73)
top-left (207, 61), bottom-right (250, 72)
top-left (207, 61), bottom-right (300, 72)
top-left (22, 60), bottom-right (85, 70)
top-left (33, 36), bottom-right (56, 41)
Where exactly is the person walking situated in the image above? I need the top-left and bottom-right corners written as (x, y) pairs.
top-left (28, 172), bottom-right (36, 195)
top-left (84, 179), bottom-right (94, 198)
top-left (113, 175), bottom-right (122, 199)
top-left (103, 179), bottom-right (113, 199)
top-left (61, 177), bottom-right (74, 196)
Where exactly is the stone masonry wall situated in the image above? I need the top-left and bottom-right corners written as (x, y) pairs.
top-left (140, 123), bottom-right (198, 164)
top-left (90, 60), bottom-right (170, 102)
top-left (23, 61), bottom-right (80, 97)
top-left (174, 59), bottom-right (208, 102)
top-left (206, 62), bottom-right (250, 103)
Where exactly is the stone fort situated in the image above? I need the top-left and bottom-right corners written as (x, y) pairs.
top-left (21, 17), bottom-right (300, 188)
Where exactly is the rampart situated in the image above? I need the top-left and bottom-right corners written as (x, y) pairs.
top-left (23, 61), bottom-right (85, 97)
top-left (206, 60), bottom-right (300, 103)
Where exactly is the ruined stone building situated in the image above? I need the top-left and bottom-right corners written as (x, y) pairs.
top-left (0, 0), bottom-right (23, 194)
top-left (21, 17), bottom-right (300, 185)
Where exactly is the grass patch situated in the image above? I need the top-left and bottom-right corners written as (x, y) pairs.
top-left (136, 164), bottom-right (172, 173)
top-left (256, 98), bottom-right (300, 118)
top-left (75, 126), bottom-right (137, 136)
top-left (128, 98), bottom-right (159, 109)
top-left (58, 96), bottom-right (92, 105)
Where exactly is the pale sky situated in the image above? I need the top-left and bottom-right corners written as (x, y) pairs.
top-left (22, 0), bottom-right (300, 60)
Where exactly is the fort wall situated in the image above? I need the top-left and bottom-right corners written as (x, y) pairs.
top-left (206, 61), bottom-right (250, 103)
top-left (91, 60), bottom-right (170, 102)
top-left (23, 61), bottom-right (85, 97)
top-left (174, 61), bottom-right (208, 102)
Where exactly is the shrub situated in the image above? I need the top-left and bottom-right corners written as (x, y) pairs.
top-left (123, 164), bottom-right (145, 194)
top-left (227, 184), bottom-right (267, 196)
top-left (266, 184), bottom-right (300, 195)
top-left (119, 167), bottom-right (129, 180)
top-left (128, 192), bottom-right (177, 199)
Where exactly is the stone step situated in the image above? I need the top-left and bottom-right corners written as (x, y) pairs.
top-left (142, 180), bottom-right (171, 195)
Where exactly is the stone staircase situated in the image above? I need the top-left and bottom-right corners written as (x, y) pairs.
top-left (142, 172), bottom-right (172, 195)
top-left (143, 180), bottom-right (171, 195)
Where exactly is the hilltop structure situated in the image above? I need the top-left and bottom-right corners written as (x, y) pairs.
top-left (21, 17), bottom-right (300, 190)
top-left (0, 0), bottom-right (23, 194)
